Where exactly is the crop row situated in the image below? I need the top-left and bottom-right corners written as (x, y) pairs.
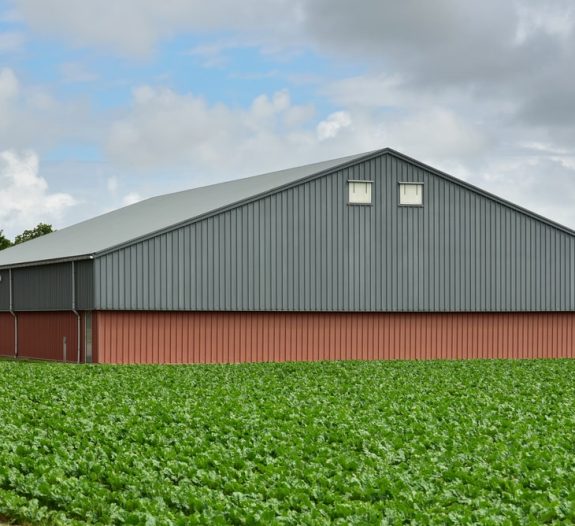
top-left (1, 359), bottom-right (575, 524)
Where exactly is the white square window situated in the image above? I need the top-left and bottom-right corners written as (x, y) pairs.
top-left (399, 183), bottom-right (423, 206)
top-left (348, 180), bottom-right (372, 204)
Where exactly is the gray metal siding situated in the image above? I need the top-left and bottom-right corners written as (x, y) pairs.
top-left (0, 260), bottom-right (95, 311)
top-left (94, 153), bottom-right (575, 312)
top-left (0, 269), bottom-right (10, 311)
top-left (75, 260), bottom-right (94, 310)
top-left (13, 263), bottom-right (73, 311)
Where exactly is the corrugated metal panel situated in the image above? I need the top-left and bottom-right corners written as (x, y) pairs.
top-left (92, 310), bottom-right (100, 364)
top-left (75, 260), bottom-right (94, 310)
top-left (0, 269), bottom-right (10, 311)
top-left (16, 312), bottom-right (84, 362)
top-left (0, 312), bottom-right (14, 356)
top-left (94, 311), bottom-right (575, 364)
top-left (0, 262), bottom-right (95, 312)
top-left (13, 263), bottom-right (72, 311)
top-left (94, 153), bottom-right (575, 312)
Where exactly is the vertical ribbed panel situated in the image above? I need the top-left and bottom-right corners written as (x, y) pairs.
top-left (0, 312), bottom-right (14, 357)
top-left (16, 312), bottom-right (84, 362)
top-left (13, 263), bottom-right (72, 311)
top-left (0, 261), bottom-right (94, 312)
top-left (92, 310), bottom-right (100, 364)
top-left (94, 153), bottom-right (575, 312)
top-left (75, 260), bottom-right (94, 310)
top-left (94, 311), bottom-right (575, 364)
top-left (0, 270), bottom-right (9, 311)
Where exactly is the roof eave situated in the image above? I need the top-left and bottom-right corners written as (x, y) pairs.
top-left (0, 253), bottom-right (94, 270)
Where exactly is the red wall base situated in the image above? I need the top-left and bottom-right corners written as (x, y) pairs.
top-left (0, 312), bottom-right (85, 362)
top-left (0, 313), bottom-right (15, 358)
top-left (3, 311), bottom-right (575, 365)
top-left (95, 311), bottom-right (575, 364)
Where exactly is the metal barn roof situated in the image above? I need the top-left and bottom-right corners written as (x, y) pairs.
top-left (2, 147), bottom-right (574, 270)
top-left (0, 151), bottom-right (370, 268)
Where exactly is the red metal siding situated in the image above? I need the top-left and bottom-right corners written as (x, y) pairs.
top-left (0, 313), bottom-right (15, 357)
top-left (94, 311), bottom-right (575, 364)
top-left (15, 312), bottom-right (85, 362)
top-left (91, 310), bottom-right (99, 364)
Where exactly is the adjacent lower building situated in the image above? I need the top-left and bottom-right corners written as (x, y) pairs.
top-left (1, 148), bottom-right (574, 363)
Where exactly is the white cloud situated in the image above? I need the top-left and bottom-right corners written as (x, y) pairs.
top-left (11, 0), bottom-right (302, 56)
top-left (515, 2), bottom-right (575, 44)
top-left (251, 90), bottom-right (291, 120)
top-left (0, 67), bottom-right (19, 100)
top-left (0, 150), bottom-right (76, 237)
top-left (122, 192), bottom-right (143, 206)
top-left (9, 1), bottom-right (575, 148)
top-left (323, 74), bottom-right (407, 109)
top-left (0, 67), bottom-right (97, 150)
top-left (107, 86), bottom-right (330, 176)
top-left (381, 108), bottom-right (491, 161)
top-left (105, 83), bottom-right (496, 188)
top-left (317, 111), bottom-right (352, 140)
top-left (469, 157), bottom-right (575, 230)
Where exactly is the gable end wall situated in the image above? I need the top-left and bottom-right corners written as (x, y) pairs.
top-left (94, 154), bottom-right (575, 312)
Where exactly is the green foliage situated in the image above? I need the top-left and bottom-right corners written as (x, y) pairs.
top-left (13, 223), bottom-right (54, 245)
top-left (0, 230), bottom-right (11, 250)
top-left (1, 360), bottom-right (575, 525)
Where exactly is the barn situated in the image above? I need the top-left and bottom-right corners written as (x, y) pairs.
top-left (1, 148), bottom-right (574, 364)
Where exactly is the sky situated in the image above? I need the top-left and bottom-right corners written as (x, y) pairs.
top-left (1, 0), bottom-right (575, 238)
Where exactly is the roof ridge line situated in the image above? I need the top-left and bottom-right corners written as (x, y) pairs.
top-left (96, 146), bottom-right (575, 258)
top-left (94, 148), bottom-right (387, 257)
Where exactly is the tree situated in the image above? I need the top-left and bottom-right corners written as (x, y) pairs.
top-left (0, 230), bottom-right (11, 250)
top-left (14, 223), bottom-right (54, 245)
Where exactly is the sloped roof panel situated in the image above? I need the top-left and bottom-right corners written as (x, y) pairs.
top-left (0, 151), bottom-right (369, 267)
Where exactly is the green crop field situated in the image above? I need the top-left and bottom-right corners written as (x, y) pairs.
top-left (1, 359), bottom-right (575, 525)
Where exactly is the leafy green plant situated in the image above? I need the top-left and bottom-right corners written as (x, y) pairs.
top-left (0, 359), bottom-right (574, 525)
